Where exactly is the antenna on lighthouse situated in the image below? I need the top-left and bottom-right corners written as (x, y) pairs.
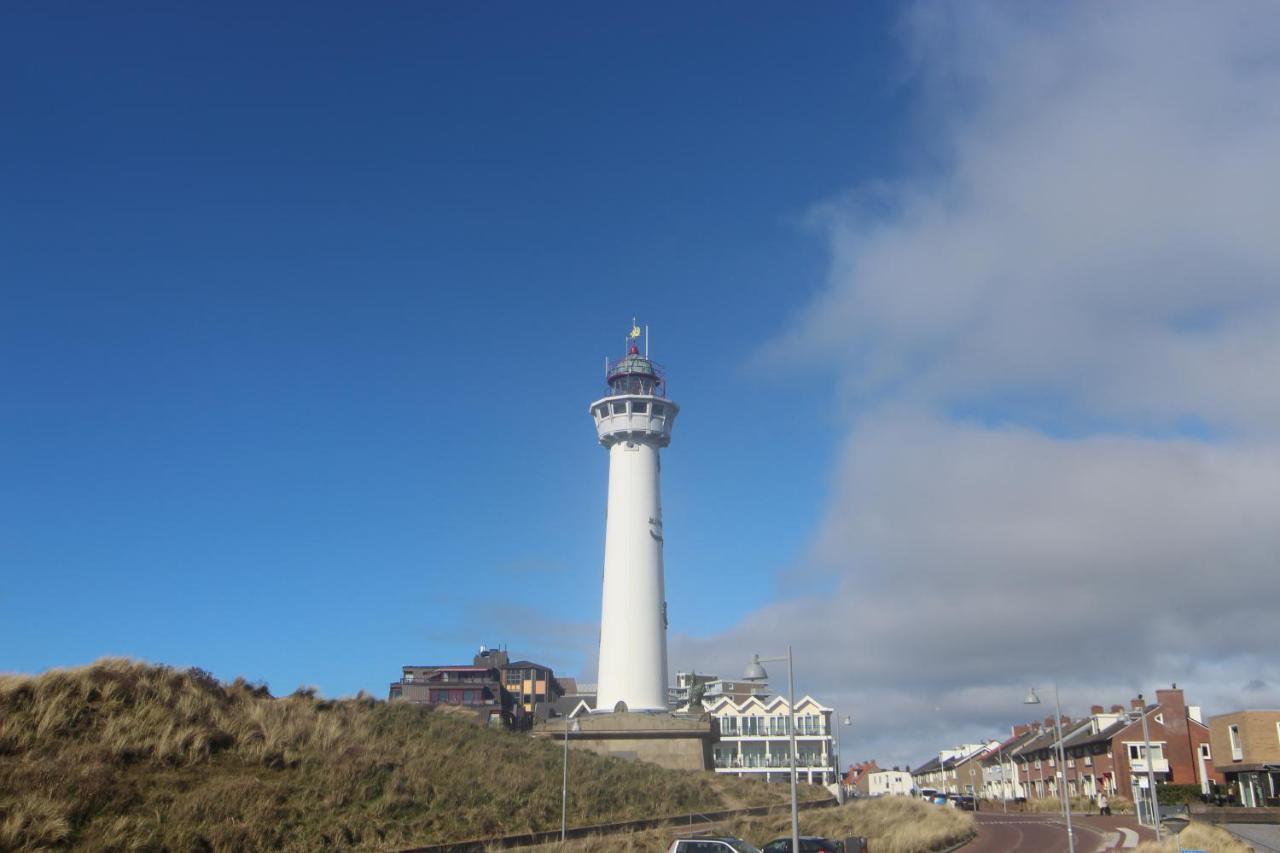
top-left (645, 325), bottom-right (649, 358)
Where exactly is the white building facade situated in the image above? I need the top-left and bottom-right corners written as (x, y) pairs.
top-left (706, 694), bottom-right (837, 785)
top-left (867, 769), bottom-right (913, 797)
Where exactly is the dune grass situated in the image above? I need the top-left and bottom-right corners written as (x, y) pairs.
top-left (1133, 821), bottom-right (1253, 853)
top-left (525, 796), bottom-right (974, 853)
top-left (0, 658), bottom-right (798, 851)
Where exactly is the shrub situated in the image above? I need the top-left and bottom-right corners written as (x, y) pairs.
top-left (1156, 784), bottom-right (1204, 805)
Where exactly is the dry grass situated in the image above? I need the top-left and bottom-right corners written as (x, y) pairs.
top-left (526, 796), bottom-right (974, 853)
top-left (1133, 821), bottom-right (1254, 853)
top-left (0, 658), bottom-right (798, 851)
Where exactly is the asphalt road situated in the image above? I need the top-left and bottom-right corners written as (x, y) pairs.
top-left (966, 812), bottom-right (1154, 853)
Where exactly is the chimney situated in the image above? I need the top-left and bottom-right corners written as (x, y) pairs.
top-left (1045, 716), bottom-right (1055, 728)
top-left (1110, 705), bottom-right (1124, 714)
top-left (1131, 696), bottom-right (1145, 711)
top-left (1013, 724), bottom-right (1032, 737)
top-left (1091, 705), bottom-right (1105, 715)
top-left (1155, 685), bottom-right (1185, 714)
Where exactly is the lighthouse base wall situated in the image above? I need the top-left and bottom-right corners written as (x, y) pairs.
top-left (532, 710), bottom-right (715, 772)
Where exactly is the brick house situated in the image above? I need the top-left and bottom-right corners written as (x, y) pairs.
top-left (388, 646), bottom-right (564, 728)
top-left (911, 743), bottom-right (992, 795)
top-left (389, 663), bottom-right (515, 727)
top-left (1006, 686), bottom-right (1220, 803)
top-left (845, 760), bottom-right (882, 796)
top-left (981, 727), bottom-right (1042, 800)
top-left (1208, 709), bottom-right (1280, 807)
top-left (953, 746), bottom-right (995, 798)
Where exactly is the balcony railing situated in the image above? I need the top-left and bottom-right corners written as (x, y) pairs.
top-left (714, 755), bottom-right (831, 770)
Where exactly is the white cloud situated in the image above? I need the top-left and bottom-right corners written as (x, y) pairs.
top-left (677, 1), bottom-right (1280, 767)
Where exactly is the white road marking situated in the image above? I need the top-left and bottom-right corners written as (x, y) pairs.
top-left (1118, 827), bottom-right (1138, 848)
top-left (1099, 832), bottom-right (1120, 850)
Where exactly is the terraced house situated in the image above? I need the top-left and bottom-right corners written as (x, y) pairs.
top-left (999, 685), bottom-right (1220, 804)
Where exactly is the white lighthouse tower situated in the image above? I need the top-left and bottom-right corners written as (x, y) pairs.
top-left (590, 323), bottom-right (678, 712)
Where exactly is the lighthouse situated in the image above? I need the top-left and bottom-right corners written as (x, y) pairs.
top-left (590, 323), bottom-right (678, 712)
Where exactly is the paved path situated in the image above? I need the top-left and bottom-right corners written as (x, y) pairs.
top-left (967, 812), bottom-right (1153, 852)
top-left (1224, 822), bottom-right (1280, 852)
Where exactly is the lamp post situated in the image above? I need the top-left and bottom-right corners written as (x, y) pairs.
top-left (745, 648), bottom-right (799, 853)
top-left (833, 713), bottom-right (852, 798)
top-left (1137, 693), bottom-right (1162, 840)
top-left (1026, 686), bottom-right (1075, 853)
top-left (560, 716), bottom-right (581, 843)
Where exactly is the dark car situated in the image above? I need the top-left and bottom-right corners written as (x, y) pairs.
top-left (667, 836), bottom-right (763, 853)
top-left (950, 795), bottom-right (977, 811)
top-left (761, 836), bottom-right (844, 853)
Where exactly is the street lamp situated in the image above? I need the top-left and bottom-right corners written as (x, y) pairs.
top-left (745, 648), bottom-right (799, 853)
top-left (1026, 686), bottom-right (1075, 853)
top-left (560, 716), bottom-right (582, 842)
top-left (1137, 694), bottom-right (1162, 840)
top-left (833, 713), bottom-right (852, 797)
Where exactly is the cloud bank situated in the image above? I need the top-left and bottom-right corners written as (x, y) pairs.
top-left (674, 1), bottom-right (1280, 766)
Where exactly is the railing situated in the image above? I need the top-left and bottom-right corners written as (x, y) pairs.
top-left (714, 755), bottom-right (831, 770)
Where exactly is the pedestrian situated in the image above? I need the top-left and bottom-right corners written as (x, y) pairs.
top-left (1098, 791), bottom-right (1111, 817)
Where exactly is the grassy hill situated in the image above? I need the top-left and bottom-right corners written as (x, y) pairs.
top-left (0, 659), bottom-right (800, 851)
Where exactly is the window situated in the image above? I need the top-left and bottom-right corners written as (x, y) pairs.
top-left (1229, 724), bottom-right (1243, 760)
top-left (611, 402), bottom-right (627, 415)
top-left (1200, 744), bottom-right (1211, 759)
top-left (632, 401), bottom-right (648, 414)
top-left (1084, 756), bottom-right (1092, 766)
top-left (653, 404), bottom-right (666, 417)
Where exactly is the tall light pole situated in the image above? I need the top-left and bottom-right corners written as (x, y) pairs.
top-left (833, 713), bottom-right (852, 797)
top-left (1138, 693), bottom-right (1162, 840)
top-left (560, 716), bottom-right (581, 843)
top-left (1026, 686), bottom-right (1075, 853)
top-left (745, 649), bottom-right (799, 853)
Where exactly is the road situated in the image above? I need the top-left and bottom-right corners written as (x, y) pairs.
top-left (966, 812), bottom-right (1154, 852)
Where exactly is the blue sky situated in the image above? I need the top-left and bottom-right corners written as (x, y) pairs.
top-left (2, 2), bottom-right (909, 692)
top-left (8, 2), bottom-right (1280, 768)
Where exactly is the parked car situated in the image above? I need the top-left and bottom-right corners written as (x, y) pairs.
top-left (761, 835), bottom-right (844, 853)
top-left (667, 836), bottom-right (763, 853)
top-left (950, 795), bottom-right (977, 811)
